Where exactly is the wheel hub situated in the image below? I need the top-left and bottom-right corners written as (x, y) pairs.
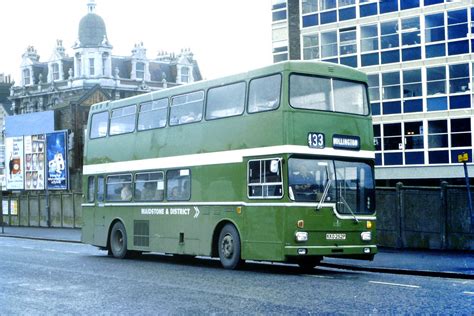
top-left (222, 234), bottom-right (234, 258)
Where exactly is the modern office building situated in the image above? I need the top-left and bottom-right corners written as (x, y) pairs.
top-left (272, 0), bottom-right (474, 185)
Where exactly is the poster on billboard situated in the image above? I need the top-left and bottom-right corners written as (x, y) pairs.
top-left (5, 137), bottom-right (24, 190)
top-left (24, 134), bottom-right (46, 190)
top-left (46, 131), bottom-right (68, 190)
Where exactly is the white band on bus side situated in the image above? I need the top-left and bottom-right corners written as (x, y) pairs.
top-left (83, 145), bottom-right (375, 175)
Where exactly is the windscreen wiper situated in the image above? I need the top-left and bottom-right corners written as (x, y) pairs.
top-left (317, 179), bottom-right (331, 210)
top-left (338, 194), bottom-right (359, 223)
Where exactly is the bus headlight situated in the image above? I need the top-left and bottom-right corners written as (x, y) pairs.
top-left (361, 231), bottom-right (371, 241)
top-left (295, 231), bottom-right (308, 242)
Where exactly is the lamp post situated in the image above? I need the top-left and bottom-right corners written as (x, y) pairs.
top-left (458, 153), bottom-right (473, 230)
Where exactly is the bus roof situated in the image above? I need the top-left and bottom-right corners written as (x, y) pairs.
top-left (89, 61), bottom-right (368, 113)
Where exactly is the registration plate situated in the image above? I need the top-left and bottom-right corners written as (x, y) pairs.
top-left (326, 233), bottom-right (346, 240)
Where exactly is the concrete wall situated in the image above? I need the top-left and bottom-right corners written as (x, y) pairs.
top-left (2, 191), bottom-right (82, 228)
top-left (376, 183), bottom-right (474, 250)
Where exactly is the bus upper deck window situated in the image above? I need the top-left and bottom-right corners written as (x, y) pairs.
top-left (90, 111), bottom-right (109, 139)
top-left (110, 105), bottom-right (137, 136)
top-left (170, 91), bottom-right (204, 126)
top-left (333, 79), bottom-right (369, 115)
top-left (248, 74), bottom-right (281, 113)
top-left (138, 99), bottom-right (168, 131)
top-left (289, 74), bottom-right (333, 111)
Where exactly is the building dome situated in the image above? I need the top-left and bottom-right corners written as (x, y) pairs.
top-left (78, 12), bottom-right (108, 47)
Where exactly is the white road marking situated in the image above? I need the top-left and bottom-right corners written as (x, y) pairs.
top-left (306, 275), bottom-right (334, 279)
top-left (65, 251), bottom-right (80, 254)
top-left (21, 246), bottom-right (34, 250)
top-left (463, 291), bottom-right (474, 295)
top-left (369, 281), bottom-right (420, 289)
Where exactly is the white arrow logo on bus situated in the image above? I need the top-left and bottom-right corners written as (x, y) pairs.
top-left (194, 207), bottom-right (200, 218)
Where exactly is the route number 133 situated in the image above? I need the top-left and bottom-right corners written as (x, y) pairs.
top-left (308, 132), bottom-right (325, 149)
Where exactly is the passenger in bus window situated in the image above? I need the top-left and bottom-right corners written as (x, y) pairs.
top-left (169, 186), bottom-right (180, 199)
top-left (121, 183), bottom-right (132, 201)
top-left (142, 182), bottom-right (158, 200)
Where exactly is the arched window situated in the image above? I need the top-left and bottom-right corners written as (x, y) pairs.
top-left (23, 69), bottom-right (31, 85)
top-left (76, 53), bottom-right (82, 77)
top-left (136, 62), bottom-right (145, 79)
top-left (52, 63), bottom-right (60, 80)
top-left (181, 67), bottom-right (189, 83)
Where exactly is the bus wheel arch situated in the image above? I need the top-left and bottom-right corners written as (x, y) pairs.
top-left (213, 221), bottom-right (243, 269)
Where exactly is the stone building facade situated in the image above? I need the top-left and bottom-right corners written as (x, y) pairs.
top-left (7, 0), bottom-right (202, 191)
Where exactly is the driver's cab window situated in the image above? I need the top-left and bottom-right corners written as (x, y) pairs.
top-left (288, 158), bottom-right (335, 202)
top-left (248, 158), bottom-right (283, 199)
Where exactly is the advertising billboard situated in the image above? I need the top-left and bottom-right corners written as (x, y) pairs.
top-left (46, 131), bottom-right (68, 190)
top-left (5, 136), bottom-right (24, 190)
top-left (24, 134), bottom-right (46, 190)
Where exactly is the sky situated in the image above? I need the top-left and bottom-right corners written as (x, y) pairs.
top-left (0, 0), bottom-right (273, 83)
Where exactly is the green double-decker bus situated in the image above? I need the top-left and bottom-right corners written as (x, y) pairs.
top-left (82, 61), bottom-right (377, 270)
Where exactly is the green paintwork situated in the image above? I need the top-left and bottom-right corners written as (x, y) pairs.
top-left (82, 61), bottom-right (377, 264)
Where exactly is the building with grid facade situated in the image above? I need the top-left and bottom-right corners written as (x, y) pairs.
top-left (272, 0), bottom-right (474, 185)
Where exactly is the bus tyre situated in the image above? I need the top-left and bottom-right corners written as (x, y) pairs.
top-left (297, 257), bottom-right (321, 272)
top-left (110, 221), bottom-right (129, 259)
top-left (218, 224), bottom-right (242, 269)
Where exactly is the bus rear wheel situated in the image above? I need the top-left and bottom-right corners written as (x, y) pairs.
top-left (110, 221), bottom-right (129, 259)
top-left (218, 224), bottom-right (243, 269)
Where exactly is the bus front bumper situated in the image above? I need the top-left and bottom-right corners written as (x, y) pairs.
top-left (285, 244), bottom-right (377, 260)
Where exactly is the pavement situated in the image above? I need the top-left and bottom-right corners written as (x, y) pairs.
top-left (1, 226), bottom-right (473, 278)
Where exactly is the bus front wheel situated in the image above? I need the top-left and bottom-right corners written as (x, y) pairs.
top-left (297, 257), bottom-right (322, 272)
top-left (110, 221), bottom-right (129, 259)
top-left (218, 224), bottom-right (242, 269)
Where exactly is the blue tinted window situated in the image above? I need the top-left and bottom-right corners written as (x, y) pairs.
top-left (448, 40), bottom-right (469, 55)
top-left (448, 24), bottom-right (468, 40)
top-left (272, 10), bottom-right (287, 21)
top-left (320, 10), bottom-right (337, 24)
top-left (339, 56), bottom-right (357, 68)
top-left (424, 0), bottom-right (443, 5)
top-left (384, 153), bottom-right (403, 165)
top-left (382, 101), bottom-right (401, 114)
top-left (322, 58), bottom-right (338, 64)
top-left (360, 3), bottom-right (377, 17)
top-left (429, 150), bottom-right (449, 164)
top-left (451, 149), bottom-right (472, 163)
top-left (404, 99), bottom-right (423, 113)
top-left (405, 152), bottom-right (424, 165)
top-left (448, 9), bottom-right (467, 24)
top-left (381, 50), bottom-right (400, 64)
top-left (426, 43), bottom-right (446, 58)
top-left (425, 13), bottom-right (444, 28)
top-left (375, 153), bottom-right (382, 166)
top-left (401, 0), bottom-right (419, 10)
top-left (402, 47), bottom-right (421, 61)
top-left (449, 95), bottom-right (470, 109)
top-left (427, 97), bottom-right (448, 111)
top-left (371, 103), bottom-right (380, 115)
top-left (272, 2), bottom-right (286, 10)
top-left (380, 0), bottom-right (398, 14)
top-left (303, 14), bottom-right (318, 27)
top-left (339, 7), bottom-right (356, 21)
top-left (361, 53), bottom-right (379, 67)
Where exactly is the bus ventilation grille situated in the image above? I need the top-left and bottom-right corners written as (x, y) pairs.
top-left (134, 220), bottom-right (150, 247)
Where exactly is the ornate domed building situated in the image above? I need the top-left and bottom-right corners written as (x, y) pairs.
top-left (8, 0), bottom-right (202, 192)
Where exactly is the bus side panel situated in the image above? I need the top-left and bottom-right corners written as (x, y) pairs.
top-left (81, 206), bottom-right (94, 244)
top-left (242, 206), bottom-right (285, 261)
top-left (81, 205), bottom-right (108, 248)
